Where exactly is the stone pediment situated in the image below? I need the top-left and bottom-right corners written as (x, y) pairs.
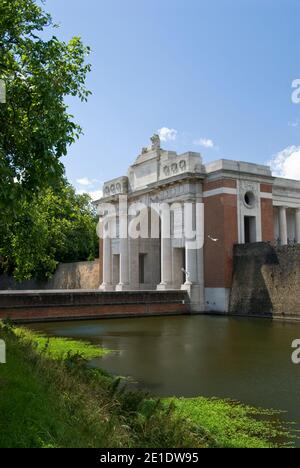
top-left (133, 148), bottom-right (160, 165)
top-left (133, 133), bottom-right (162, 165)
top-left (99, 135), bottom-right (204, 199)
top-left (128, 155), bottom-right (159, 191)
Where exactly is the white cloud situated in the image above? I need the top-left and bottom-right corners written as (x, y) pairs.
top-left (288, 120), bottom-right (299, 128)
top-left (88, 189), bottom-right (103, 201)
top-left (77, 188), bottom-right (103, 201)
top-left (269, 146), bottom-right (300, 180)
top-left (76, 176), bottom-right (103, 201)
top-left (76, 177), bottom-right (93, 187)
top-left (193, 137), bottom-right (215, 148)
top-left (158, 127), bottom-right (178, 142)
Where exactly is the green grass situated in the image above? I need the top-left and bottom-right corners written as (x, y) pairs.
top-left (14, 326), bottom-right (109, 360)
top-left (0, 323), bottom-right (126, 448)
top-left (163, 397), bottom-right (294, 448)
top-left (0, 322), bottom-right (296, 448)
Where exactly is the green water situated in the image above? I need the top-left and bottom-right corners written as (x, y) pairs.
top-left (28, 314), bottom-right (300, 431)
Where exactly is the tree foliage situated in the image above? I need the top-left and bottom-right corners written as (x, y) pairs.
top-left (0, 0), bottom-right (95, 280)
top-left (0, 0), bottom-right (91, 215)
top-left (0, 181), bottom-right (99, 281)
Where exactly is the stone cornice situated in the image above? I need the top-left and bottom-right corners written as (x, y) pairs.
top-left (95, 172), bottom-right (205, 205)
top-left (205, 169), bottom-right (275, 185)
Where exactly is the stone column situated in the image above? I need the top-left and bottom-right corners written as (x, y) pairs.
top-left (157, 204), bottom-right (172, 289)
top-left (181, 199), bottom-right (205, 312)
top-left (183, 201), bottom-right (198, 285)
top-left (279, 206), bottom-right (288, 245)
top-left (295, 208), bottom-right (300, 244)
top-left (100, 217), bottom-right (114, 291)
top-left (185, 243), bottom-right (198, 285)
top-left (116, 202), bottom-right (129, 291)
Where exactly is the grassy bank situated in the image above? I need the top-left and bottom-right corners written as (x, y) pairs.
top-left (0, 322), bottom-right (295, 448)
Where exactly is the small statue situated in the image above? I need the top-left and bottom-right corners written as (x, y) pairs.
top-left (151, 133), bottom-right (161, 150)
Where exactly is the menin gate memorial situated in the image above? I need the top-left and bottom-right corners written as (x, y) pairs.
top-left (94, 135), bottom-right (300, 313)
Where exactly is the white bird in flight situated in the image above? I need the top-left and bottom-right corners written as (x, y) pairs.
top-left (208, 234), bottom-right (219, 242)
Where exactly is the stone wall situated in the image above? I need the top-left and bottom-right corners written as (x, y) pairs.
top-left (229, 243), bottom-right (300, 318)
top-left (0, 290), bottom-right (189, 323)
top-left (0, 260), bottom-right (100, 291)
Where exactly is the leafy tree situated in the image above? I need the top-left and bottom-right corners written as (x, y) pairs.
top-left (0, 0), bottom-right (91, 215)
top-left (0, 181), bottom-right (99, 281)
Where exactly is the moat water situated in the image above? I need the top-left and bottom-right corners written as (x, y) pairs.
top-left (28, 315), bottom-right (300, 435)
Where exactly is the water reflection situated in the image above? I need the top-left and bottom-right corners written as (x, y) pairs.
top-left (28, 315), bottom-right (300, 430)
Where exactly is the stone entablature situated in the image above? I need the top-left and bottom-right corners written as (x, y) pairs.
top-left (273, 178), bottom-right (300, 208)
top-left (205, 159), bottom-right (273, 178)
top-left (103, 176), bottom-right (128, 198)
top-left (159, 151), bottom-right (204, 182)
top-left (128, 150), bottom-right (204, 193)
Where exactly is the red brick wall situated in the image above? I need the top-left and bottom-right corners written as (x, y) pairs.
top-left (0, 291), bottom-right (189, 322)
top-left (204, 192), bottom-right (238, 289)
top-left (0, 303), bottom-right (189, 323)
top-left (260, 183), bottom-right (273, 193)
top-left (261, 199), bottom-right (274, 242)
top-left (203, 179), bottom-right (237, 192)
top-left (260, 183), bottom-right (274, 243)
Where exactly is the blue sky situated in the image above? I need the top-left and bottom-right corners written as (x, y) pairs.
top-left (45, 0), bottom-right (300, 197)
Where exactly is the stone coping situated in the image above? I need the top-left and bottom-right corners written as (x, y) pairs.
top-left (0, 289), bottom-right (185, 296)
top-left (0, 290), bottom-right (189, 310)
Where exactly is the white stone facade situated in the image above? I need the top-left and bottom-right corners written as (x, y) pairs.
top-left (94, 135), bottom-right (300, 313)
